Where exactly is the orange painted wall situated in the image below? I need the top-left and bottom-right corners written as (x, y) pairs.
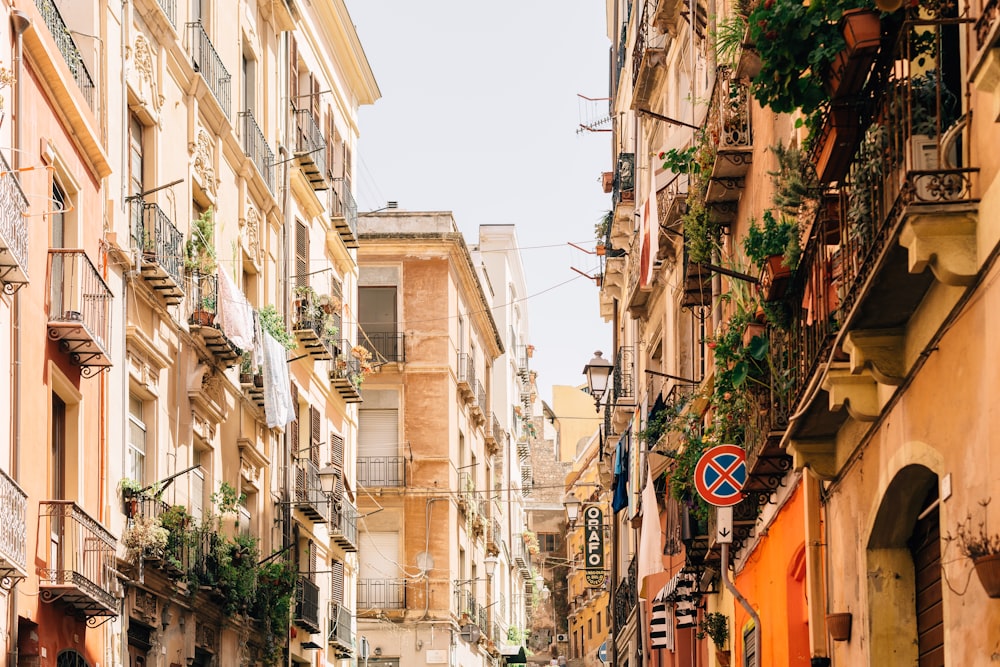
top-left (733, 483), bottom-right (812, 667)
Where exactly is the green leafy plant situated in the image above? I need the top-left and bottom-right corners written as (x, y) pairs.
top-left (253, 559), bottom-right (298, 664)
top-left (258, 305), bottom-right (296, 350)
top-left (119, 478), bottom-right (145, 498)
top-left (713, 14), bottom-right (749, 67)
top-left (697, 611), bottom-right (730, 648)
top-left (742, 211), bottom-right (801, 270)
top-left (213, 533), bottom-right (260, 615)
top-left (185, 208), bottom-right (217, 274)
top-left (769, 141), bottom-right (819, 217)
top-left (658, 145), bottom-right (700, 175)
top-left (122, 515), bottom-right (169, 560)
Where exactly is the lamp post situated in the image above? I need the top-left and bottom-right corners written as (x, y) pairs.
top-left (583, 351), bottom-right (613, 413)
top-left (563, 493), bottom-right (582, 526)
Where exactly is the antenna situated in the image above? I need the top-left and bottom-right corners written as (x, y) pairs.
top-left (577, 94), bottom-right (613, 134)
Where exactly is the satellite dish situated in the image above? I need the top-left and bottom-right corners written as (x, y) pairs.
top-left (415, 551), bottom-right (434, 572)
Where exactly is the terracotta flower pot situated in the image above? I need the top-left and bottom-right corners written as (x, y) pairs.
top-left (973, 553), bottom-right (1000, 598)
top-left (759, 255), bottom-right (793, 301)
top-left (742, 321), bottom-right (766, 348)
top-left (601, 171), bottom-right (614, 193)
top-left (826, 612), bottom-right (852, 641)
top-left (813, 105), bottom-right (861, 184)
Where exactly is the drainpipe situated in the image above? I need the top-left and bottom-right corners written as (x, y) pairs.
top-left (721, 542), bottom-right (760, 664)
top-left (7, 9), bottom-right (31, 666)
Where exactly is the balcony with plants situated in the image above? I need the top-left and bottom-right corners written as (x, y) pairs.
top-left (131, 200), bottom-right (185, 305)
top-left (238, 352), bottom-right (265, 409)
top-left (292, 285), bottom-right (340, 361)
top-left (0, 150), bottom-right (29, 293)
top-left (329, 182), bottom-right (359, 249)
top-left (185, 272), bottom-right (242, 367)
top-left (292, 105), bottom-right (328, 190)
top-left (46, 250), bottom-right (114, 375)
top-left (329, 343), bottom-right (370, 403)
top-left (358, 330), bottom-right (406, 365)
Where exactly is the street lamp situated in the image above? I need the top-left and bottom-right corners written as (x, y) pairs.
top-left (454, 554), bottom-right (498, 584)
top-left (563, 493), bottom-right (582, 525)
top-left (583, 350), bottom-right (613, 412)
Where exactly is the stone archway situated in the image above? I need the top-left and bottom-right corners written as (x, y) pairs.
top-left (865, 464), bottom-right (938, 666)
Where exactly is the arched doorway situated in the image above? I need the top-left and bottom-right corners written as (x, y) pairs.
top-left (56, 650), bottom-right (90, 667)
top-left (866, 464), bottom-right (942, 666)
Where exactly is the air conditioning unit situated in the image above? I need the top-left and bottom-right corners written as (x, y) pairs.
top-left (556, 633), bottom-right (569, 643)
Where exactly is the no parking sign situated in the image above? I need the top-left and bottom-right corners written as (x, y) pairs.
top-left (693, 444), bottom-right (747, 507)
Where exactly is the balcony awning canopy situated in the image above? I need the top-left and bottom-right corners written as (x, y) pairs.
top-left (498, 643), bottom-right (527, 665)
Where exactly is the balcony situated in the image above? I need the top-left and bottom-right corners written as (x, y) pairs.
top-left (292, 296), bottom-right (336, 361)
top-left (294, 576), bottom-right (321, 634)
top-left (0, 469), bottom-right (27, 587)
top-left (330, 184), bottom-right (359, 249)
top-left (125, 496), bottom-right (189, 578)
top-left (359, 332), bottom-right (406, 364)
top-left (131, 202), bottom-right (185, 305)
top-left (613, 554), bottom-right (638, 629)
top-left (516, 345), bottom-right (530, 381)
top-left (470, 380), bottom-right (487, 422)
top-left (38, 500), bottom-right (118, 620)
top-left (704, 69), bottom-right (752, 222)
top-left (239, 355), bottom-right (265, 409)
top-left (458, 471), bottom-right (475, 514)
top-left (513, 538), bottom-right (531, 576)
top-left (358, 578), bottom-right (406, 610)
top-left (613, 346), bottom-right (635, 404)
top-left (35, 0), bottom-right (96, 111)
top-left (788, 12), bottom-right (978, 476)
top-left (329, 351), bottom-right (363, 403)
top-left (486, 517), bottom-right (502, 556)
top-left (186, 272), bottom-right (241, 367)
top-left (457, 352), bottom-right (476, 400)
top-left (187, 22), bottom-right (230, 117)
top-left (631, 2), bottom-right (670, 109)
top-left (743, 327), bottom-right (793, 497)
top-left (357, 456), bottom-right (406, 487)
top-left (454, 587), bottom-right (478, 620)
top-left (653, 0), bottom-right (685, 35)
top-left (295, 458), bottom-right (331, 524)
top-left (239, 110), bottom-right (275, 193)
top-left (47, 250), bottom-right (113, 375)
top-left (329, 496), bottom-right (358, 551)
top-left (612, 152), bottom-right (635, 224)
top-left (516, 436), bottom-right (530, 460)
top-left (293, 107), bottom-right (327, 190)
top-left (328, 602), bottom-right (355, 657)
top-left (0, 152), bottom-right (29, 292)
top-left (156, 0), bottom-right (176, 26)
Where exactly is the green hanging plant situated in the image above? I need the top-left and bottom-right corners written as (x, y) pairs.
top-left (259, 305), bottom-right (296, 350)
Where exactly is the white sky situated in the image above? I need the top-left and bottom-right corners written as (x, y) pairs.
top-left (348, 1), bottom-right (614, 404)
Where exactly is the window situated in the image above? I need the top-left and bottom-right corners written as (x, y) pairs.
top-left (56, 650), bottom-right (90, 667)
top-left (127, 394), bottom-right (147, 483)
top-left (743, 624), bottom-right (757, 667)
top-left (238, 491), bottom-right (253, 537)
top-left (295, 220), bottom-right (309, 288)
top-left (129, 115), bottom-right (144, 199)
top-left (539, 533), bottom-right (559, 553)
top-left (241, 49), bottom-right (256, 116)
top-left (596, 611), bottom-right (602, 633)
top-left (587, 618), bottom-right (593, 639)
top-left (191, 448), bottom-right (206, 522)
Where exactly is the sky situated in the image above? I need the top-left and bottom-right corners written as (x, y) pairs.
top-left (347, 1), bottom-right (614, 403)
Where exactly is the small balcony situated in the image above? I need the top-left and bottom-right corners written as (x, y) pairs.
top-left (357, 456), bottom-right (406, 487)
top-left (294, 575), bottom-right (321, 634)
top-left (0, 151), bottom-right (29, 292)
top-left (612, 555), bottom-right (638, 629)
top-left (359, 332), bottom-right (406, 365)
top-left (124, 496), bottom-right (189, 578)
top-left (329, 496), bottom-right (358, 552)
top-left (612, 152), bottom-right (635, 223)
top-left (0, 469), bottom-right (27, 587)
top-left (513, 538), bottom-right (531, 576)
top-left (187, 21), bottom-right (231, 117)
top-left (329, 351), bottom-right (363, 403)
top-left (358, 578), bottom-right (407, 610)
top-left (631, 2), bottom-right (670, 109)
top-left (484, 413), bottom-right (502, 454)
top-left (486, 517), bottom-right (502, 556)
top-left (329, 184), bottom-right (359, 249)
top-left (186, 272), bottom-right (241, 367)
top-left (295, 458), bottom-right (331, 524)
top-left (458, 471), bottom-right (475, 514)
top-left (38, 500), bottom-right (118, 620)
top-left (470, 380), bottom-right (487, 422)
top-left (156, 0), bottom-right (176, 27)
top-left (131, 202), bottom-right (185, 305)
top-left (516, 436), bottom-right (530, 460)
top-left (292, 295), bottom-right (336, 361)
top-left (293, 107), bottom-right (327, 190)
top-left (34, 0), bottom-right (96, 110)
top-left (454, 587), bottom-right (478, 620)
top-left (705, 68), bottom-right (752, 213)
top-left (328, 602), bottom-right (355, 657)
top-left (457, 352), bottom-right (476, 400)
top-left (239, 110), bottom-right (275, 193)
top-left (239, 354), bottom-right (265, 409)
top-left (47, 250), bottom-right (113, 375)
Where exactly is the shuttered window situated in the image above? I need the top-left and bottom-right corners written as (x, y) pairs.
top-left (289, 383), bottom-right (299, 455)
top-left (743, 624), bottom-right (757, 667)
top-left (309, 405), bottom-right (321, 464)
top-left (288, 35), bottom-right (298, 104)
top-left (295, 220), bottom-right (309, 288)
top-left (331, 559), bottom-right (345, 605)
top-left (308, 539), bottom-right (317, 583)
top-left (358, 409), bottom-right (398, 458)
top-left (359, 531), bottom-right (398, 580)
top-left (330, 431), bottom-right (344, 469)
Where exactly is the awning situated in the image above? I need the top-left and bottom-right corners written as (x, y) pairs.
top-left (498, 643), bottom-right (528, 665)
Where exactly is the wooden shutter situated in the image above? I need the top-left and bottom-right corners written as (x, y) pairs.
top-left (331, 559), bottom-right (345, 605)
top-left (330, 431), bottom-right (344, 469)
top-left (308, 539), bottom-right (317, 583)
top-left (909, 490), bottom-right (944, 667)
top-left (295, 220), bottom-right (309, 288)
top-left (325, 106), bottom-right (336, 181)
top-left (310, 405), bottom-right (321, 464)
top-left (288, 35), bottom-right (298, 106)
top-left (344, 143), bottom-right (353, 192)
top-left (289, 383), bottom-right (299, 455)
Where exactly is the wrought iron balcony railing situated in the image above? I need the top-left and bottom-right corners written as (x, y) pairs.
top-left (330, 184), bottom-right (359, 249)
top-left (294, 575), bottom-right (321, 633)
top-left (458, 471), bottom-right (475, 513)
top-left (328, 602), bottom-right (355, 657)
top-left (38, 500), bottom-right (118, 619)
top-left (35, 0), bottom-right (96, 110)
top-left (454, 587), bottom-right (478, 619)
top-left (475, 380), bottom-right (488, 416)
top-left (295, 458), bottom-right (331, 524)
top-left (359, 332), bottom-right (406, 364)
top-left (187, 21), bottom-right (231, 117)
top-left (157, 0), bottom-right (177, 26)
top-left (131, 201), bottom-right (185, 305)
top-left (185, 272), bottom-right (242, 366)
top-left (358, 578), bottom-right (406, 609)
top-left (0, 150), bottom-right (29, 291)
top-left (239, 110), bottom-right (275, 192)
top-left (613, 346), bottom-right (634, 402)
top-left (126, 496), bottom-right (190, 575)
top-left (357, 456), bottom-right (405, 487)
top-left (47, 250), bottom-right (113, 374)
top-left (293, 107), bottom-right (327, 190)
top-left (613, 152), bottom-right (635, 208)
top-left (0, 469), bottom-right (27, 585)
top-left (457, 351), bottom-right (476, 390)
top-left (613, 554), bottom-right (638, 629)
top-left (329, 350), bottom-right (363, 403)
top-left (329, 496), bottom-right (358, 551)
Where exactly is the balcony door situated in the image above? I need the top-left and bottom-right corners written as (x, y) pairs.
top-left (359, 531), bottom-right (399, 609)
top-left (50, 394), bottom-right (66, 574)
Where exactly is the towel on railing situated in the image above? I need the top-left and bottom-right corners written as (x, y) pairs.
top-left (216, 269), bottom-right (255, 351)
top-left (262, 330), bottom-right (294, 428)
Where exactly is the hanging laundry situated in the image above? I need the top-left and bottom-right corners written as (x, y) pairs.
top-left (262, 330), bottom-right (294, 428)
top-left (638, 467), bottom-right (666, 599)
top-left (216, 268), bottom-right (255, 351)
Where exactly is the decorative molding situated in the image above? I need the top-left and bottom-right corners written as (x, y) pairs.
top-left (188, 364), bottom-right (228, 435)
top-left (899, 210), bottom-right (977, 286)
top-left (787, 439), bottom-right (839, 480)
top-left (242, 204), bottom-right (261, 265)
top-left (192, 130), bottom-right (217, 196)
top-left (822, 368), bottom-right (880, 422)
top-left (131, 588), bottom-right (159, 626)
top-left (196, 621), bottom-right (218, 652)
top-left (132, 33), bottom-right (163, 113)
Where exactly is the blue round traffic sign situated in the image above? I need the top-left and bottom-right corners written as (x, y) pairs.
top-left (693, 444), bottom-right (747, 506)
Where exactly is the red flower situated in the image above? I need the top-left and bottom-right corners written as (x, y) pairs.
top-left (707, 341), bottom-right (717, 349)
top-left (764, 0), bottom-right (775, 8)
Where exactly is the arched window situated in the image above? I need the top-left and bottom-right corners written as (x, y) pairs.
top-left (57, 649), bottom-right (90, 667)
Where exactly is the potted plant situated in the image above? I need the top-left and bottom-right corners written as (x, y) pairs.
top-left (184, 208), bottom-right (217, 275)
top-left (122, 514), bottom-right (169, 562)
top-left (697, 611), bottom-right (731, 664)
top-left (949, 502), bottom-right (1000, 598)
top-left (258, 305), bottom-right (296, 350)
top-left (743, 211), bottom-right (801, 301)
top-left (826, 611), bottom-right (853, 641)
